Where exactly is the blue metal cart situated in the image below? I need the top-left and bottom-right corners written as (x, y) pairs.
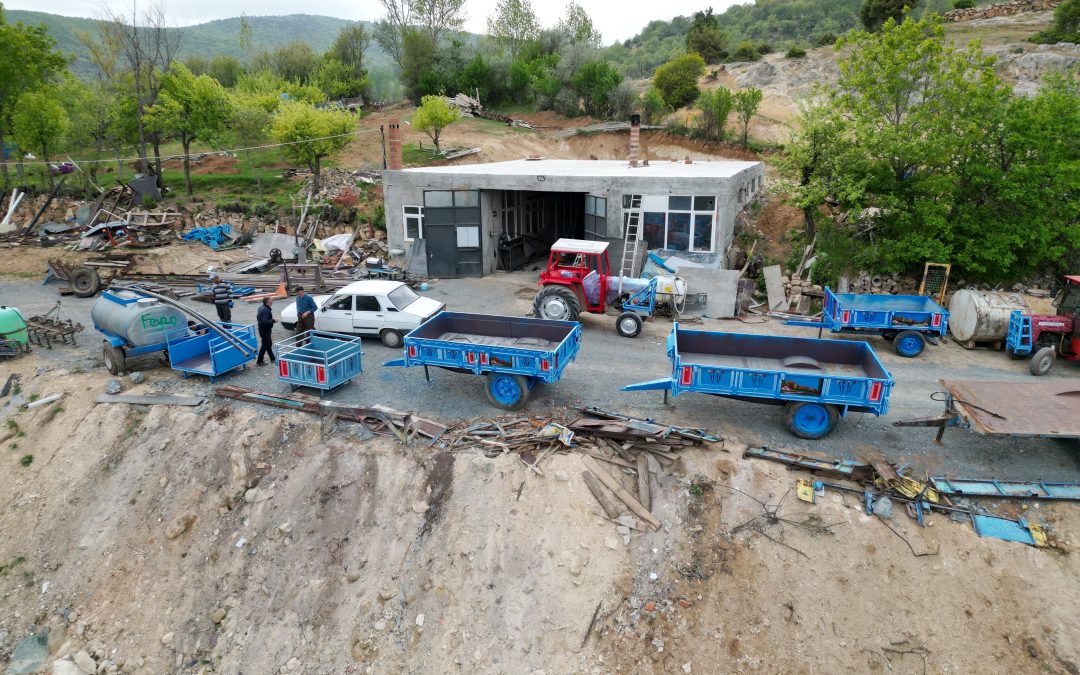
top-left (623, 324), bottom-right (894, 439)
top-left (787, 287), bottom-right (948, 357)
top-left (385, 311), bottom-right (583, 410)
top-left (276, 330), bottom-right (363, 393)
top-left (167, 323), bottom-right (258, 381)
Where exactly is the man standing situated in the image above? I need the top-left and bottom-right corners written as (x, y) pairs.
top-left (256, 297), bottom-right (276, 366)
top-left (294, 286), bottom-right (318, 336)
top-left (211, 275), bottom-right (233, 323)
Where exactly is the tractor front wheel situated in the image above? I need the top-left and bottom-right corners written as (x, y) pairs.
top-left (1030, 347), bottom-right (1056, 376)
top-left (615, 312), bottom-right (643, 338)
top-left (533, 286), bottom-right (581, 322)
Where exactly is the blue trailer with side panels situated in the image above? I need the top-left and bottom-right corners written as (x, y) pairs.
top-left (623, 324), bottom-right (894, 439)
top-left (384, 311), bottom-right (582, 410)
top-left (276, 330), bottom-right (363, 394)
top-left (786, 288), bottom-right (948, 358)
top-left (166, 323), bottom-right (258, 382)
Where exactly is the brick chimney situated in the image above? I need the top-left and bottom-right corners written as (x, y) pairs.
top-left (628, 114), bottom-right (640, 168)
top-left (388, 119), bottom-right (403, 171)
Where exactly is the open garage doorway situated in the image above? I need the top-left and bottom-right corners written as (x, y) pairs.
top-left (493, 190), bottom-right (606, 271)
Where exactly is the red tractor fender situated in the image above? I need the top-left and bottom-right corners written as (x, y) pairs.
top-left (538, 278), bottom-right (588, 305)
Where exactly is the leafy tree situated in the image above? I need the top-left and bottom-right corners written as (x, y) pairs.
top-left (270, 101), bottom-right (354, 193)
top-left (412, 94), bottom-right (459, 152)
top-left (952, 0), bottom-right (975, 8)
top-left (557, 2), bottom-right (602, 47)
top-left (639, 88), bottom-right (668, 124)
top-left (652, 53), bottom-right (706, 110)
top-left (208, 56), bottom-right (244, 88)
top-left (401, 29), bottom-right (438, 99)
top-left (695, 87), bottom-right (733, 141)
top-left (731, 41), bottom-right (760, 61)
top-left (1032, 0), bottom-right (1080, 42)
top-left (256, 42), bottom-right (320, 83)
top-left (860, 0), bottom-right (920, 31)
top-left (56, 75), bottom-right (114, 187)
top-left (329, 23), bottom-right (370, 81)
top-left (686, 8), bottom-right (727, 64)
top-left (786, 46), bottom-right (807, 58)
top-left (12, 90), bottom-right (69, 186)
top-left (0, 15), bottom-right (69, 188)
top-left (732, 87), bottom-right (763, 146)
top-left (488, 0), bottom-right (541, 58)
top-left (145, 64), bottom-right (233, 195)
top-left (230, 93), bottom-right (274, 194)
top-left (315, 58), bottom-right (367, 99)
top-left (571, 61), bottom-right (622, 118)
top-left (412, 0), bottom-right (468, 44)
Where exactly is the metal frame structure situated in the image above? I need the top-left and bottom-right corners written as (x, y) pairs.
top-left (275, 330), bottom-right (364, 393)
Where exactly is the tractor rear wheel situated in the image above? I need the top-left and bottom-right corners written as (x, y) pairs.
top-left (615, 312), bottom-right (643, 338)
top-left (1030, 347), bottom-right (1056, 376)
top-left (533, 286), bottom-right (581, 322)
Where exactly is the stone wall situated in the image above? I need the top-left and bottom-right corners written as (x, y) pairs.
top-left (943, 0), bottom-right (1062, 22)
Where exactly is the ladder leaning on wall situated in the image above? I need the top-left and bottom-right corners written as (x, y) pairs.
top-left (618, 205), bottom-right (643, 295)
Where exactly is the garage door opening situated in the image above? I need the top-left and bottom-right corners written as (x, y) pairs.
top-left (493, 190), bottom-right (606, 271)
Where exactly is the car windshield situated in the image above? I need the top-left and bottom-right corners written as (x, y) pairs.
top-left (387, 285), bottom-right (420, 310)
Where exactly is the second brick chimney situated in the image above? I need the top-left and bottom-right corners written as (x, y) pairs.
top-left (388, 119), bottom-right (403, 171)
top-left (628, 114), bottom-right (641, 168)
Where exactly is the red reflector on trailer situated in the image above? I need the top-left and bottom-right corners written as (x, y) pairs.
top-left (408, 345), bottom-right (417, 358)
top-left (466, 352), bottom-right (476, 364)
top-left (480, 353), bottom-right (488, 365)
top-left (869, 381), bottom-right (882, 402)
top-left (316, 366), bottom-right (326, 384)
top-left (932, 313), bottom-right (941, 327)
top-left (841, 310), bottom-right (851, 324)
top-left (540, 359), bottom-right (550, 372)
top-left (279, 361), bottom-right (289, 377)
top-left (681, 366), bottom-right (693, 385)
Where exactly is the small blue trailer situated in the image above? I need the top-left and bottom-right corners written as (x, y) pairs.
top-left (385, 311), bottom-right (582, 410)
top-left (623, 324), bottom-right (894, 439)
top-left (167, 323), bottom-right (258, 382)
top-left (275, 330), bottom-right (363, 393)
top-left (786, 288), bottom-right (948, 357)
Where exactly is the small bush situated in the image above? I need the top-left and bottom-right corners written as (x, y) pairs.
top-left (19, 454), bottom-right (32, 467)
top-left (953, 0), bottom-right (975, 8)
top-left (816, 32), bottom-right (838, 47)
top-left (731, 41), bottom-right (761, 62)
top-left (756, 42), bottom-right (773, 55)
top-left (786, 46), bottom-right (807, 58)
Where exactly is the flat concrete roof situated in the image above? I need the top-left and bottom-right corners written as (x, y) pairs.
top-left (399, 158), bottom-right (760, 180)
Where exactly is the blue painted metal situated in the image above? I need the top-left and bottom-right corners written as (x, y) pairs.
top-left (1006, 310), bottom-right (1033, 356)
top-left (623, 324), bottom-right (894, 426)
top-left (275, 330), bottom-right (363, 392)
top-left (789, 287), bottom-right (948, 341)
top-left (385, 311), bottom-right (582, 403)
top-left (167, 322), bottom-right (257, 382)
top-left (930, 477), bottom-right (1080, 501)
top-left (894, 332), bottom-right (925, 357)
top-left (971, 514), bottom-right (1040, 546)
top-left (488, 373), bottom-right (525, 407)
top-left (622, 277), bottom-right (658, 315)
top-left (791, 403), bottom-right (832, 436)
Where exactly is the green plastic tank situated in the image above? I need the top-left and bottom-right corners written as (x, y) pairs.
top-left (0, 306), bottom-right (29, 347)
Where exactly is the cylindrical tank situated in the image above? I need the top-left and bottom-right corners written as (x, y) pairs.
top-left (0, 306), bottom-right (28, 347)
top-left (948, 290), bottom-right (1029, 343)
top-left (91, 291), bottom-right (187, 348)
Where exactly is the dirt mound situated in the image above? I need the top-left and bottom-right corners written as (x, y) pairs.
top-left (162, 155), bottom-right (240, 174)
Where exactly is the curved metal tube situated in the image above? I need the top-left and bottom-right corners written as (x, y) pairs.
top-left (110, 284), bottom-right (255, 356)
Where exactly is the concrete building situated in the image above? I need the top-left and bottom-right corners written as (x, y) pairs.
top-left (381, 118), bottom-right (765, 278)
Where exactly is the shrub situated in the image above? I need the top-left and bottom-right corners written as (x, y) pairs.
top-left (953, 0), bottom-right (975, 8)
top-left (786, 46), bottom-right (808, 58)
top-left (652, 53), bottom-right (707, 109)
top-left (731, 41), bottom-right (761, 62)
top-left (816, 32), bottom-right (838, 47)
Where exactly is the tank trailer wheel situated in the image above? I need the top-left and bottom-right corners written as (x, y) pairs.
top-left (894, 330), bottom-right (926, 358)
top-left (1030, 347), bottom-right (1056, 376)
top-left (784, 401), bottom-right (839, 440)
top-left (485, 372), bottom-right (531, 410)
top-left (103, 343), bottom-right (126, 375)
top-left (533, 286), bottom-right (581, 322)
top-left (615, 312), bottom-right (643, 338)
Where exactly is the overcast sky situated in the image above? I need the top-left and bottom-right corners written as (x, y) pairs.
top-left (7, 0), bottom-right (747, 42)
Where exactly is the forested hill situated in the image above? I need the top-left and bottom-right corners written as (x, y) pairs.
top-left (605, 0), bottom-right (959, 78)
top-left (4, 10), bottom-right (393, 78)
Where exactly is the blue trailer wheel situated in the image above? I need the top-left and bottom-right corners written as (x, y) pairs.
top-left (486, 372), bottom-right (532, 410)
top-left (784, 401), bottom-right (839, 439)
top-left (894, 330), bottom-right (926, 358)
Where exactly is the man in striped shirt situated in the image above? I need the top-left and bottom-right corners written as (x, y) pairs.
top-left (211, 275), bottom-right (233, 323)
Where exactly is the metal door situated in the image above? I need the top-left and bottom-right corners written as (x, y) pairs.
top-left (350, 294), bottom-right (384, 334)
top-left (424, 223), bottom-right (458, 278)
top-left (317, 295), bottom-right (354, 333)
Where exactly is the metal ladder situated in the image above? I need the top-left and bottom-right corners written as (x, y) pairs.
top-left (618, 209), bottom-right (642, 294)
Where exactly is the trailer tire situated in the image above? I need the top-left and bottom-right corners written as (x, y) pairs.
top-left (615, 312), bottom-right (643, 338)
top-left (103, 343), bottom-right (126, 375)
top-left (381, 329), bottom-right (404, 348)
top-left (785, 401), bottom-right (839, 440)
top-left (533, 286), bottom-right (580, 322)
top-left (485, 373), bottom-right (531, 410)
top-left (894, 330), bottom-right (925, 358)
top-left (70, 267), bottom-right (101, 298)
top-left (1030, 347), bottom-right (1055, 376)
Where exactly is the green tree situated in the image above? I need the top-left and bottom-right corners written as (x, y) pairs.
top-left (412, 94), bottom-right (459, 152)
top-left (12, 90), bottom-right (69, 186)
top-left (557, 2), bottom-right (602, 47)
top-left (487, 0), bottom-right (541, 58)
top-left (1055, 0), bottom-right (1080, 33)
top-left (315, 58), bottom-right (367, 99)
top-left (695, 87), bottom-right (733, 141)
top-left (270, 101), bottom-right (355, 193)
top-left (0, 15), bottom-right (69, 188)
top-left (860, 0), bottom-right (920, 31)
top-left (571, 61), bottom-right (623, 118)
top-left (329, 23), bottom-right (370, 81)
top-left (639, 87), bottom-right (668, 124)
top-left (401, 29), bottom-right (438, 99)
top-left (653, 53), bottom-right (706, 110)
top-left (732, 87), bottom-right (763, 146)
top-left (145, 64), bottom-right (234, 196)
top-left (686, 8), bottom-right (727, 63)
top-left (56, 75), bottom-right (114, 188)
top-left (230, 93), bottom-right (274, 194)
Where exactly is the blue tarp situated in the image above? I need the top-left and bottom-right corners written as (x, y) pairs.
top-left (181, 224), bottom-right (233, 250)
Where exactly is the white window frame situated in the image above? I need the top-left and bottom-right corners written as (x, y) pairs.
top-left (403, 205), bottom-right (424, 242)
top-left (649, 194), bottom-right (719, 252)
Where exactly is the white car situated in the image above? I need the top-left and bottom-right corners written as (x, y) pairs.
top-left (280, 280), bottom-right (444, 347)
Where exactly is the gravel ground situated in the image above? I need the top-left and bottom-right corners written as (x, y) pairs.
top-left (3, 272), bottom-right (1077, 481)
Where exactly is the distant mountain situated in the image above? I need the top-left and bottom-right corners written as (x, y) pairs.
top-left (4, 10), bottom-right (394, 78)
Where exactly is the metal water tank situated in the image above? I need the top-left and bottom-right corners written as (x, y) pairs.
top-left (0, 306), bottom-right (28, 347)
top-left (948, 290), bottom-right (1029, 343)
top-left (91, 291), bottom-right (187, 347)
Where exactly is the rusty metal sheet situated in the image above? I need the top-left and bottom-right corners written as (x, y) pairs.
top-left (941, 379), bottom-right (1080, 438)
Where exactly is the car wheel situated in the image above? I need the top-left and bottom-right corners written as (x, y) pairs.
top-left (381, 329), bottom-right (404, 348)
top-left (1030, 347), bottom-right (1055, 376)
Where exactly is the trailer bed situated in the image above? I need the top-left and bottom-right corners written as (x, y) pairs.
top-left (435, 332), bottom-right (558, 350)
top-left (942, 379), bottom-right (1080, 438)
top-left (678, 352), bottom-right (870, 378)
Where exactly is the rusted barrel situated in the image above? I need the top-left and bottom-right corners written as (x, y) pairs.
top-left (948, 290), bottom-right (1029, 343)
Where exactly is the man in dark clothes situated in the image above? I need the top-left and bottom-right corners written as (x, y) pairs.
top-left (256, 297), bottom-right (276, 366)
top-left (294, 287), bottom-right (318, 335)
top-left (211, 275), bottom-right (233, 323)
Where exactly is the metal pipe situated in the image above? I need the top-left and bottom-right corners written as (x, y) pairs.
top-left (110, 284), bottom-right (255, 356)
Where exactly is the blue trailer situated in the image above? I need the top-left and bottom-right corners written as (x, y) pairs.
top-left (275, 330), bottom-right (363, 393)
top-left (623, 324), bottom-right (894, 439)
top-left (167, 323), bottom-right (258, 382)
top-left (385, 311), bottom-right (582, 410)
top-left (786, 288), bottom-right (948, 357)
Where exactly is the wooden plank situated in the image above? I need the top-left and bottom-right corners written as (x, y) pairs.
top-left (636, 454), bottom-right (651, 512)
top-left (96, 394), bottom-right (206, 406)
top-left (585, 448), bottom-right (635, 469)
top-left (582, 470), bottom-right (622, 520)
top-left (581, 456), bottom-right (661, 531)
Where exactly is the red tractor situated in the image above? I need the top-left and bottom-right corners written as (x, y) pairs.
top-left (1005, 275), bottom-right (1080, 376)
top-left (532, 238), bottom-right (666, 338)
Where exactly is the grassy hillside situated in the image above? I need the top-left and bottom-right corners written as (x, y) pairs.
top-left (4, 10), bottom-right (393, 78)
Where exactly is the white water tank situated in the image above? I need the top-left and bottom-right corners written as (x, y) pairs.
top-left (91, 291), bottom-right (188, 347)
top-left (948, 290), bottom-right (1029, 343)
